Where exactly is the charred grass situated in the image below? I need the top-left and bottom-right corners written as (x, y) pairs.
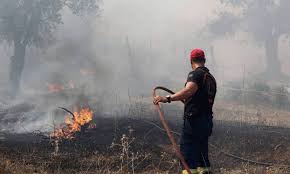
top-left (1, 117), bottom-right (290, 174)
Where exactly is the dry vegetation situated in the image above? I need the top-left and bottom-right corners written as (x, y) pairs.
top-left (1, 112), bottom-right (290, 174)
top-left (1, 88), bottom-right (290, 174)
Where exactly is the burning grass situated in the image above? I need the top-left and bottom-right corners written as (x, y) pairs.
top-left (51, 108), bottom-right (94, 139)
top-left (46, 83), bottom-right (64, 93)
top-left (46, 80), bottom-right (75, 93)
top-left (1, 116), bottom-right (290, 174)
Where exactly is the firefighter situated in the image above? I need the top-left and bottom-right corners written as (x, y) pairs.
top-left (153, 48), bottom-right (217, 174)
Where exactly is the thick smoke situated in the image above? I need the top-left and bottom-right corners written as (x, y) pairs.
top-left (1, 0), bottom-right (290, 133)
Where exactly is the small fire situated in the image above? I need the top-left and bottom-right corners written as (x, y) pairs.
top-left (51, 108), bottom-right (94, 139)
top-left (80, 69), bottom-right (95, 76)
top-left (46, 80), bottom-right (75, 93)
top-left (47, 83), bottom-right (64, 93)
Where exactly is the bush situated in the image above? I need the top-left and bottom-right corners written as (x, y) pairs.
top-left (222, 81), bottom-right (243, 102)
top-left (244, 81), bottom-right (271, 105)
top-left (274, 86), bottom-right (289, 110)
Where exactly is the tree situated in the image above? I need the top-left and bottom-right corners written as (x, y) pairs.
top-left (0, 0), bottom-right (99, 95)
top-left (208, 0), bottom-right (290, 80)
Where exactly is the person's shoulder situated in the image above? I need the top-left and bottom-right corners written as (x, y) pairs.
top-left (187, 69), bottom-right (204, 83)
top-left (188, 68), bottom-right (205, 77)
top-left (187, 71), bottom-right (197, 79)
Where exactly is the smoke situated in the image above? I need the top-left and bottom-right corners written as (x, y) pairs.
top-left (1, 0), bottom-right (290, 133)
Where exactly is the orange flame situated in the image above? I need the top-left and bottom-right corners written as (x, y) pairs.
top-left (47, 83), bottom-right (64, 93)
top-left (80, 69), bottom-right (95, 76)
top-left (46, 80), bottom-right (74, 93)
top-left (51, 108), bottom-right (94, 139)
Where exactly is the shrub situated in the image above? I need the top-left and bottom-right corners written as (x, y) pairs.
top-left (273, 86), bottom-right (289, 110)
top-left (245, 81), bottom-right (271, 105)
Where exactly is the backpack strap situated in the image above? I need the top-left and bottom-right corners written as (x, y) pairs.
top-left (199, 68), bottom-right (217, 106)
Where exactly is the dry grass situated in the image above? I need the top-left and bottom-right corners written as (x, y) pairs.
top-left (2, 95), bottom-right (290, 174)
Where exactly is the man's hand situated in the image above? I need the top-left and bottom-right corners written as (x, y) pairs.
top-left (153, 96), bottom-right (168, 105)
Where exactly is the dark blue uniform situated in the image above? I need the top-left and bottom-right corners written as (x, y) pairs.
top-left (180, 67), bottom-right (216, 169)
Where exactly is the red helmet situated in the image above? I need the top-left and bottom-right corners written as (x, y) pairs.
top-left (190, 48), bottom-right (206, 62)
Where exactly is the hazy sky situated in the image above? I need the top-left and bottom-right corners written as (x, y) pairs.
top-left (101, 0), bottom-right (217, 38)
top-left (93, 0), bottom-right (220, 87)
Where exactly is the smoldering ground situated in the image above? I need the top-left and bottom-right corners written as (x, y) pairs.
top-left (1, 0), bottom-right (290, 133)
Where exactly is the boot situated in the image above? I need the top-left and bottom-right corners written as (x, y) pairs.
top-left (197, 167), bottom-right (211, 174)
top-left (181, 169), bottom-right (198, 174)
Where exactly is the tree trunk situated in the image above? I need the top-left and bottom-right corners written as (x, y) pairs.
top-left (9, 38), bottom-right (26, 96)
top-left (264, 35), bottom-right (281, 78)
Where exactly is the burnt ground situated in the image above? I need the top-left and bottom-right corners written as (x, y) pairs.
top-left (1, 116), bottom-right (290, 174)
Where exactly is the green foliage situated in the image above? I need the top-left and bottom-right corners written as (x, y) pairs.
top-left (66, 0), bottom-right (100, 16)
top-left (209, 0), bottom-right (290, 42)
top-left (223, 80), bottom-right (290, 110)
top-left (208, 0), bottom-right (290, 77)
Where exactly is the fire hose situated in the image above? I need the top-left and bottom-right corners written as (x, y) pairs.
top-left (153, 86), bottom-right (192, 174)
top-left (152, 86), bottom-right (290, 171)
